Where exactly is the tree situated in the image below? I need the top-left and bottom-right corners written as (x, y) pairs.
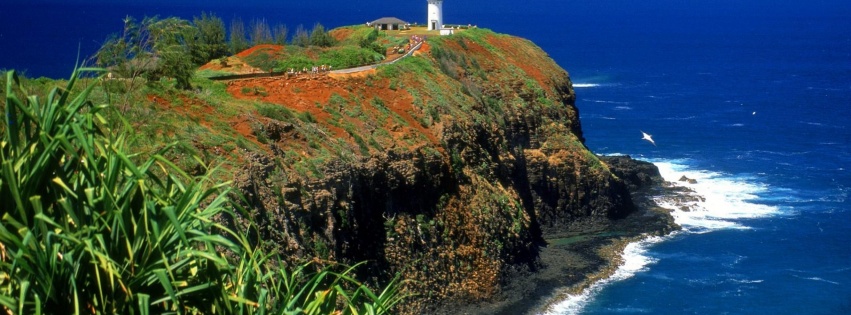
top-left (291, 24), bottom-right (310, 47)
top-left (193, 11), bottom-right (229, 63)
top-left (230, 17), bottom-right (249, 54)
top-left (273, 23), bottom-right (288, 46)
top-left (146, 17), bottom-right (197, 89)
top-left (359, 28), bottom-right (385, 56)
top-left (250, 18), bottom-right (273, 45)
top-left (309, 23), bottom-right (336, 47)
top-left (94, 16), bottom-right (197, 90)
top-left (95, 16), bottom-right (154, 80)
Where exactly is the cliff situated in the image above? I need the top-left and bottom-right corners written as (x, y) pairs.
top-left (189, 28), bottom-right (667, 311)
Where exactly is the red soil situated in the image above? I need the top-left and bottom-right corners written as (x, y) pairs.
top-left (486, 35), bottom-right (556, 93)
top-left (414, 42), bottom-right (431, 56)
top-left (147, 93), bottom-right (268, 155)
top-left (224, 73), bottom-right (441, 153)
top-left (330, 28), bottom-right (354, 42)
top-left (199, 56), bottom-right (260, 74)
top-left (200, 44), bottom-right (285, 74)
top-left (235, 44), bottom-right (285, 58)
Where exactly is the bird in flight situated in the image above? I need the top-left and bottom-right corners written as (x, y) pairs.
top-left (641, 131), bottom-right (656, 146)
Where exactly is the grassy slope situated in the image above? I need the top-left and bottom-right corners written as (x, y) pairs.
top-left (3, 26), bottom-right (619, 312)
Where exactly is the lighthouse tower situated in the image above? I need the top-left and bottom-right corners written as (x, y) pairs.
top-left (427, 0), bottom-right (444, 31)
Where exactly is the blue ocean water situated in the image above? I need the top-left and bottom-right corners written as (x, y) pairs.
top-left (3, 1), bottom-right (851, 314)
top-left (546, 3), bottom-right (851, 314)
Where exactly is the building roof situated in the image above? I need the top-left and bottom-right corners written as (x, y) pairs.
top-left (371, 17), bottom-right (408, 25)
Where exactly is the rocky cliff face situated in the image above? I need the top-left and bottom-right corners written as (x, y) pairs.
top-left (228, 29), bottom-right (638, 310)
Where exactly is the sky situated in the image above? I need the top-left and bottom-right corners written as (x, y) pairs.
top-left (3, 0), bottom-right (849, 78)
top-left (21, 0), bottom-right (851, 14)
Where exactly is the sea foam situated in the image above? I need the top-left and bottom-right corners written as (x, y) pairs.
top-left (573, 83), bottom-right (601, 88)
top-left (544, 236), bottom-right (665, 315)
top-left (652, 160), bottom-right (780, 233)
top-left (544, 159), bottom-right (782, 314)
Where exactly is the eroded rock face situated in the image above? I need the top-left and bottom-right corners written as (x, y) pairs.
top-left (599, 155), bottom-right (665, 191)
top-left (229, 30), bottom-right (642, 311)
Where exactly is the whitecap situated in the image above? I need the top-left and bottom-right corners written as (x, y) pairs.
top-left (614, 106), bottom-right (633, 110)
top-left (583, 99), bottom-right (630, 105)
top-left (750, 150), bottom-right (812, 157)
top-left (798, 121), bottom-right (846, 129)
top-left (793, 275), bottom-right (841, 285)
top-left (651, 160), bottom-right (781, 232)
top-left (730, 279), bottom-right (764, 284)
top-left (573, 83), bottom-right (600, 88)
top-left (662, 116), bottom-right (696, 120)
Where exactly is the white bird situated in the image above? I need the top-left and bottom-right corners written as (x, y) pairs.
top-left (641, 131), bottom-right (656, 146)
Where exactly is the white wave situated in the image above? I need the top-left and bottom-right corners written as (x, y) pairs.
top-left (731, 279), bottom-right (764, 284)
top-left (798, 121), bottom-right (846, 129)
top-left (573, 83), bottom-right (600, 88)
top-left (793, 275), bottom-right (841, 285)
top-left (749, 150), bottom-right (812, 157)
top-left (662, 116), bottom-right (696, 121)
top-left (546, 159), bottom-right (783, 314)
top-left (652, 160), bottom-right (780, 232)
top-left (614, 106), bottom-right (633, 110)
top-left (544, 236), bottom-right (665, 315)
top-left (583, 99), bottom-right (630, 105)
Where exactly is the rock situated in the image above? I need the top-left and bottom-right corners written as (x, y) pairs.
top-left (678, 175), bottom-right (698, 184)
top-left (599, 155), bottom-right (664, 191)
top-left (225, 32), bottom-right (678, 315)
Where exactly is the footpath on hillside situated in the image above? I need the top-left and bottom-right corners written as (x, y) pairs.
top-left (209, 39), bottom-right (424, 81)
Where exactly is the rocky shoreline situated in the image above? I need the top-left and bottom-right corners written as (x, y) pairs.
top-left (432, 156), bottom-right (681, 314)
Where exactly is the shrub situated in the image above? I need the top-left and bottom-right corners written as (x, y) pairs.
top-left (299, 111), bottom-right (317, 123)
top-left (0, 68), bottom-right (238, 314)
top-left (257, 103), bottom-right (295, 121)
top-left (318, 46), bottom-right (384, 69)
top-left (0, 68), bottom-right (409, 314)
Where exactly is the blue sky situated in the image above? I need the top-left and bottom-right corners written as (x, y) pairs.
top-left (4, 0), bottom-right (850, 78)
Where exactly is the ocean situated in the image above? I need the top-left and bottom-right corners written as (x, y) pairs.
top-left (3, 1), bottom-right (851, 314)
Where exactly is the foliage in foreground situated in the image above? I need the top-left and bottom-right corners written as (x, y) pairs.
top-left (0, 68), bottom-right (407, 314)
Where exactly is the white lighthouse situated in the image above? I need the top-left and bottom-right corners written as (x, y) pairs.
top-left (427, 0), bottom-right (444, 31)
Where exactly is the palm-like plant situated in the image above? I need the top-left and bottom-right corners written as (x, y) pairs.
top-left (0, 68), bottom-right (408, 314)
top-left (1, 67), bottom-right (239, 314)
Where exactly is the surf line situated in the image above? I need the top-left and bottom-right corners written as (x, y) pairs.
top-left (540, 159), bottom-right (782, 314)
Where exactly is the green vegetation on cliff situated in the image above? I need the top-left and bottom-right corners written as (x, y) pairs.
top-left (4, 20), bottom-right (640, 314)
top-left (0, 69), bottom-right (406, 314)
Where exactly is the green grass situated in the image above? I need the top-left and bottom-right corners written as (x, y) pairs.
top-left (195, 69), bottom-right (235, 78)
top-left (0, 68), bottom-right (410, 315)
top-left (274, 45), bottom-right (384, 72)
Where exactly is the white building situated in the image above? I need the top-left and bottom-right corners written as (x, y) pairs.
top-left (427, 0), bottom-right (444, 31)
top-left (370, 17), bottom-right (409, 31)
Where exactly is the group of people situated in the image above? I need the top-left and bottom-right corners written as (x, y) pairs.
top-left (286, 65), bottom-right (333, 78)
top-left (404, 35), bottom-right (426, 53)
